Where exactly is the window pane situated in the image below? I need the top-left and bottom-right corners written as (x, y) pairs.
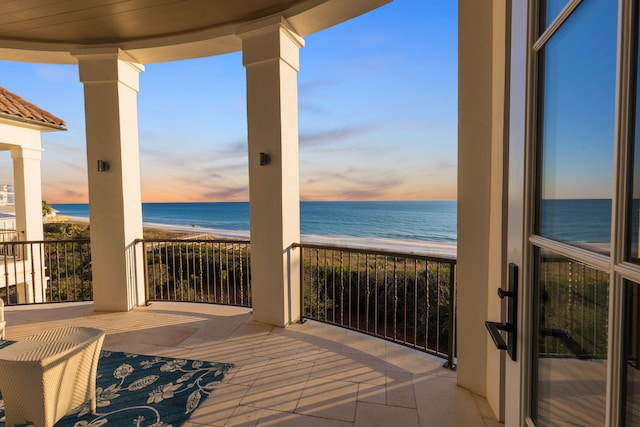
top-left (537, 0), bottom-right (617, 255)
top-left (542, 0), bottom-right (572, 30)
top-left (624, 280), bottom-right (640, 425)
top-left (627, 12), bottom-right (640, 264)
top-left (534, 249), bottom-right (609, 426)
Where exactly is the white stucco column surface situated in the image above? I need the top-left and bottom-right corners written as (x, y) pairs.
top-left (12, 144), bottom-right (46, 303)
top-left (74, 48), bottom-right (145, 311)
top-left (458, 0), bottom-right (509, 421)
top-left (241, 19), bottom-right (304, 327)
top-left (11, 145), bottom-right (44, 243)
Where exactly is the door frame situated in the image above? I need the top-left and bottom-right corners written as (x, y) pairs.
top-left (506, 1), bottom-right (639, 425)
top-left (505, 0), bottom-right (535, 424)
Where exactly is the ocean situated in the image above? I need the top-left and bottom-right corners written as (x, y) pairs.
top-left (52, 198), bottom-right (621, 243)
top-left (540, 199), bottom-right (612, 244)
top-left (51, 200), bottom-right (458, 243)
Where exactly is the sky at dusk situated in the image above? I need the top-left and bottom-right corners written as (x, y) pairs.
top-left (0, 1), bottom-right (458, 204)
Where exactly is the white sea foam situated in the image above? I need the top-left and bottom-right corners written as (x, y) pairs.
top-left (299, 233), bottom-right (456, 259)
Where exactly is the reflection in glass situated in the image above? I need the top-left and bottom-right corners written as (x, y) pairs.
top-left (625, 281), bottom-right (640, 425)
top-left (627, 10), bottom-right (640, 264)
top-left (540, 199), bottom-right (611, 251)
top-left (542, 0), bottom-right (572, 30)
top-left (534, 249), bottom-right (608, 426)
top-left (630, 199), bottom-right (640, 263)
top-left (537, 0), bottom-right (617, 255)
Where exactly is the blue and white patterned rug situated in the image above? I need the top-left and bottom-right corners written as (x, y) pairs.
top-left (0, 341), bottom-right (233, 427)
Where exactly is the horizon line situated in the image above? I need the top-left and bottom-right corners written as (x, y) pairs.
top-left (49, 199), bottom-right (459, 205)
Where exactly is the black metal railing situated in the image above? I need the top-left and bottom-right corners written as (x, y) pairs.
top-left (1, 237), bottom-right (458, 366)
top-left (0, 239), bottom-right (92, 304)
top-left (138, 239), bottom-right (252, 307)
top-left (538, 256), bottom-right (609, 360)
top-left (294, 243), bottom-right (457, 366)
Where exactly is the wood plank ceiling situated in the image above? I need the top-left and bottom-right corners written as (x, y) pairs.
top-left (0, 0), bottom-right (301, 44)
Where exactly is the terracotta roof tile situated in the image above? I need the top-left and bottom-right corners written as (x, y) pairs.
top-left (0, 86), bottom-right (66, 129)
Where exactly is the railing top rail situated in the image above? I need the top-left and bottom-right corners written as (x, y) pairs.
top-left (0, 239), bottom-right (91, 244)
top-left (292, 242), bottom-right (457, 264)
top-left (136, 238), bottom-right (250, 244)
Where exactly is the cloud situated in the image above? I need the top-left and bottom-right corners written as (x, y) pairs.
top-left (339, 188), bottom-right (391, 199)
top-left (425, 160), bottom-right (456, 175)
top-left (298, 81), bottom-right (339, 115)
top-left (140, 139), bottom-right (247, 172)
top-left (219, 141), bottom-right (246, 157)
top-left (299, 80), bottom-right (338, 96)
top-left (35, 65), bottom-right (77, 84)
top-left (300, 125), bottom-right (380, 148)
top-left (54, 160), bottom-right (86, 174)
top-left (201, 186), bottom-right (248, 200)
top-left (42, 139), bottom-right (84, 152)
top-left (301, 166), bottom-right (406, 200)
top-left (200, 161), bottom-right (247, 176)
top-left (340, 175), bottom-right (404, 198)
top-left (62, 189), bottom-right (86, 200)
top-left (41, 183), bottom-right (87, 203)
top-left (141, 156), bottom-right (249, 202)
top-left (299, 103), bottom-right (328, 114)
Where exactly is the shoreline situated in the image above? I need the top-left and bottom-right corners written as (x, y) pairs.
top-left (62, 216), bottom-right (458, 259)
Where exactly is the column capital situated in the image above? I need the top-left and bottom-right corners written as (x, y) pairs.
top-left (73, 47), bottom-right (144, 92)
top-left (240, 17), bottom-right (304, 71)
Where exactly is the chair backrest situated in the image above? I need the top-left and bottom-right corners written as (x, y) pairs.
top-left (0, 298), bottom-right (4, 322)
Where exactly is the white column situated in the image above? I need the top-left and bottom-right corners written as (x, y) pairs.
top-left (74, 48), bottom-right (145, 311)
top-left (12, 145), bottom-right (46, 303)
top-left (241, 18), bottom-right (304, 327)
top-left (458, 0), bottom-right (508, 421)
top-left (11, 146), bottom-right (44, 242)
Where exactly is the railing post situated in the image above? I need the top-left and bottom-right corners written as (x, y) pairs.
top-left (298, 244), bottom-right (305, 324)
top-left (2, 250), bottom-right (8, 302)
top-left (446, 262), bottom-right (457, 370)
top-left (29, 243), bottom-right (36, 303)
top-left (139, 239), bottom-right (150, 305)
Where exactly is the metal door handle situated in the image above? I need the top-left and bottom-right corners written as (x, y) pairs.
top-left (486, 263), bottom-right (518, 361)
top-left (485, 321), bottom-right (511, 350)
top-left (497, 288), bottom-right (513, 299)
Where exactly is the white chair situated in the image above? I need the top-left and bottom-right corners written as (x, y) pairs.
top-left (0, 325), bottom-right (105, 427)
top-left (0, 298), bottom-right (5, 340)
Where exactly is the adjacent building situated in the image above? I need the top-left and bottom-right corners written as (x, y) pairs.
top-left (0, 184), bottom-right (14, 207)
top-left (0, 87), bottom-right (66, 302)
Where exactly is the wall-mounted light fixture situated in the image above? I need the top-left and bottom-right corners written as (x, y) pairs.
top-left (259, 152), bottom-right (271, 166)
top-left (97, 160), bottom-right (110, 172)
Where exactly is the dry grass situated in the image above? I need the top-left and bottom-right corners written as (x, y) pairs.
top-left (142, 227), bottom-right (193, 240)
top-left (45, 219), bottom-right (196, 240)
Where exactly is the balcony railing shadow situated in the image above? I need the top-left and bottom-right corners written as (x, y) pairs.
top-left (2, 301), bottom-right (493, 426)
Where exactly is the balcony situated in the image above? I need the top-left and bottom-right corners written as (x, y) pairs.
top-left (0, 238), bottom-right (500, 426)
top-left (3, 301), bottom-right (498, 426)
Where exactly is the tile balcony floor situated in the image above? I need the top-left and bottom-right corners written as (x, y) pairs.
top-left (3, 302), bottom-right (501, 427)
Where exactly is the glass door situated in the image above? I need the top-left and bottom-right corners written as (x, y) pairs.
top-left (529, 0), bottom-right (617, 425)
top-left (504, 0), bottom-right (640, 422)
top-left (513, 0), bottom-right (640, 425)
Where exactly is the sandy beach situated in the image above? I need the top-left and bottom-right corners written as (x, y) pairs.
top-left (64, 216), bottom-right (457, 259)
